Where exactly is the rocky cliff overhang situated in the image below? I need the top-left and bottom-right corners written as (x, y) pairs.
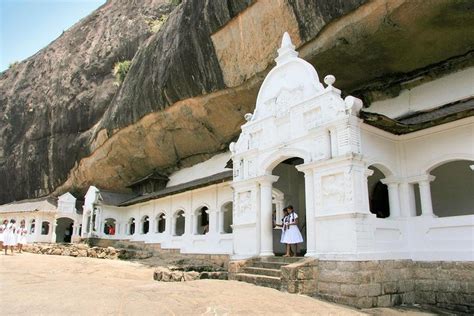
top-left (1, 0), bottom-right (473, 204)
top-left (362, 97), bottom-right (474, 135)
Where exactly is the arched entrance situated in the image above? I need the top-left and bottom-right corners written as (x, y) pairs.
top-left (55, 217), bottom-right (74, 243)
top-left (270, 157), bottom-right (306, 256)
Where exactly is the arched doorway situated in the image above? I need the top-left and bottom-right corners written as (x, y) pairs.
top-left (103, 218), bottom-right (116, 235)
top-left (55, 217), bottom-right (74, 243)
top-left (367, 165), bottom-right (390, 218)
top-left (270, 157), bottom-right (306, 256)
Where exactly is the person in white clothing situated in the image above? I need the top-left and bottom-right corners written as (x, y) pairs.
top-left (17, 220), bottom-right (28, 253)
top-left (0, 219), bottom-right (8, 249)
top-left (282, 205), bottom-right (303, 257)
top-left (3, 219), bottom-right (17, 255)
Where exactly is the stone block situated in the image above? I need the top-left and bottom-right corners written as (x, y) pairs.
top-left (437, 280), bottom-right (462, 293)
top-left (287, 280), bottom-right (298, 294)
top-left (281, 266), bottom-right (296, 281)
top-left (414, 268), bottom-right (432, 280)
top-left (448, 269), bottom-right (473, 282)
top-left (377, 294), bottom-right (392, 307)
top-left (359, 260), bottom-right (379, 271)
top-left (401, 291), bottom-right (415, 304)
top-left (318, 281), bottom-right (341, 295)
top-left (383, 281), bottom-right (399, 294)
top-left (340, 284), bottom-right (359, 297)
top-left (398, 279), bottom-right (415, 292)
top-left (468, 281), bottom-right (474, 294)
top-left (227, 260), bottom-right (246, 273)
top-left (301, 279), bottom-right (317, 294)
top-left (456, 262), bottom-right (474, 270)
top-left (319, 261), bottom-right (337, 270)
top-left (357, 296), bottom-right (376, 308)
top-left (296, 267), bottom-right (315, 280)
top-left (415, 279), bottom-right (436, 292)
top-left (360, 283), bottom-right (382, 297)
top-left (415, 291), bottom-right (436, 304)
top-left (357, 270), bottom-right (373, 283)
top-left (336, 261), bottom-right (360, 272)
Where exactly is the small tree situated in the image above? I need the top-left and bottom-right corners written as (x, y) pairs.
top-left (113, 60), bottom-right (131, 85)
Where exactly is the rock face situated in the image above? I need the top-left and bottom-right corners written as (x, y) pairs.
top-left (1, 0), bottom-right (473, 203)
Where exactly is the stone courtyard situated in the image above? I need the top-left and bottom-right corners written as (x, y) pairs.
top-left (0, 252), bottom-right (443, 315)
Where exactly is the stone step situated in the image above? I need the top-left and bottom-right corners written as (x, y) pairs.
top-left (259, 256), bottom-right (302, 264)
top-left (234, 273), bottom-right (281, 290)
top-left (243, 267), bottom-right (281, 278)
top-left (251, 261), bottom-right (287, 270)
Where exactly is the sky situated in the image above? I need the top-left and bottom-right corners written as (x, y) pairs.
top-left (0, 0), bottom-right (106, 72)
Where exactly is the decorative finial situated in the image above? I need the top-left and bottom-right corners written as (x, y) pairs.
top-left (275, 32), bottom-right (298, 65)
top-left (324, 75), bottom-right (336, 87)
top-left (281, 32), bottom-right (292, 48)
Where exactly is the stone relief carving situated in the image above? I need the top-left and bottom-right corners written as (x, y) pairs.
top-left (238, 191), bottom-right (252, 214)
top-left (322, 173), bottom-right (345, 205)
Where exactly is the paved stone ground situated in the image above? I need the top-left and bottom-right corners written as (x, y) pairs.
top-left (0, 253), bottom-right (434, 315)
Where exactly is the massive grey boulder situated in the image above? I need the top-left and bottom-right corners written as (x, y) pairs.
top-left (1, 0), bottom-right (473, 204)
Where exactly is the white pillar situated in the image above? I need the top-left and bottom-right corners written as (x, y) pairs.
top-left (51, 218), bottom-right (58, 243)
top-left (381, 178), bottom-right (401, 218)
top-left (303, 169), bottom-right (317, 257)
top-left (34, 217), bottom-right (41, 242)
top-left (258, 175), bottom-right (279, 257)
top-left (399, 182), bottom-right (416, 217)
top-left (418, 175), bottom-right (436, 217)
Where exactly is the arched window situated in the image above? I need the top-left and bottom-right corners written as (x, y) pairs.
top-left (430, 160), bottom-right (474, 217)
top-left (156, 213), bottom-right (166, 233)
top-left (194, 206), bottom-right (209, 235)
top-left (103, 218), bottom-right (116, 235)
top-left (174, 210), bottom-right (185, 236)
top-left (221, 202), bottom-right (233, 234)
top-left (367, 166), bottom-right (390, 218)
top-left (30, 219), bottom-right (36, 234)
top-left (141, 216), bottom-right (150, 234)
top-left (41, 221), bottom-right (50, 235)
top-left (128, 218), bottom-right (135, 235)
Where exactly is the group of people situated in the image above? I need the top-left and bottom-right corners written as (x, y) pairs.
top-left (274, 205), bottom-right (304, 257)
top-left (0, 219), bottom-right (28, 255)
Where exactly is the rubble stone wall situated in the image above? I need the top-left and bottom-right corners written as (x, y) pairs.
top-left (24, 243), bottom-right (118, 259)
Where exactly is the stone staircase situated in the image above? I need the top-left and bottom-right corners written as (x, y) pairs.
top-left (233, 256), bottom-right (302, 290)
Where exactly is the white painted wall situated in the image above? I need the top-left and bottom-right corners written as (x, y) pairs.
top-left (365, 67), bottom-right (474, 118)
top-left (94, 182), bottom-right (234, 255)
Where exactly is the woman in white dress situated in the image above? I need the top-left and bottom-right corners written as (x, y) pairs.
top-left (282, 205), bottom-right (303, 257)
top-left (0, 219), bottom-right (8, 249)
top-left (3, 219), bottom-right (17, 255)
top-left (17, 220), bottom-right (28, 253)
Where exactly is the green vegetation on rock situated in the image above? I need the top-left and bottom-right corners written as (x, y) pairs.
top-left (147, 15), bottom-right (168, 34)
top-left (113, 60), bottom-right (131, 85)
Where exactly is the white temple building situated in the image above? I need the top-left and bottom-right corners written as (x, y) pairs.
top-left (0, 192), bottom-right (82, 243)
top-left (77, 33), bottom-right (473, 263)
top-left (2, 32), bottom-right (473, 310)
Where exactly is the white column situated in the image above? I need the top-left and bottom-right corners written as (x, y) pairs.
top-left (258, 175), bottom-right (279, 257)
top-left (34, 217), bottom-right (41, 242)
top-left (418, 175), bottom-right (436, 217)
top-left (51, 218), bottom-right (58, 243)
top-left (399, 182), bottom-right (416, 217)
top-left (218, 209), bottom-right (224, 234)
top-left (381, 178), bottom-right (401, 218)
top-left (303, 169), bottom-right (317, 257)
